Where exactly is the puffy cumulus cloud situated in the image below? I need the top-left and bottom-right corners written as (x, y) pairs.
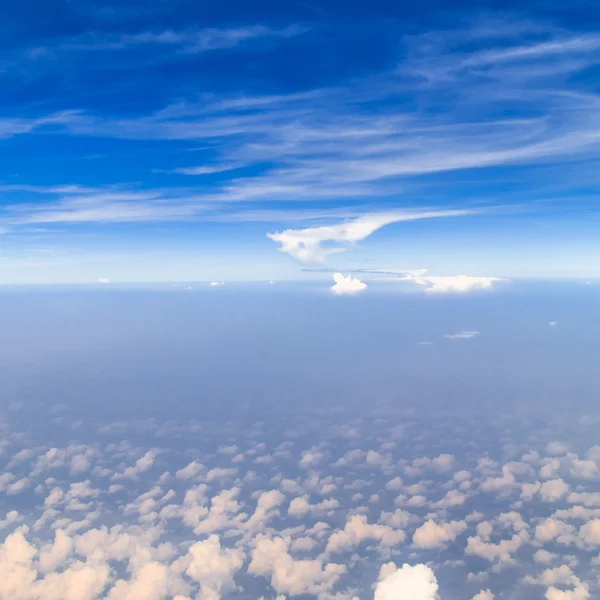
top-left (374, 563), bottom-right (439, 600)
top-left (480, 465), bottom-right (518, 495)
top-left (189, 487), bottom-right (242, 536)
top-left (299, 449), bottom-right (325, 468)
top-left (466, 531), bottom-right (528, 566)
top-left (578, 519), bottom-right (600, 547)
top-left (0, 524), bottom-right (245, 600)
top-left (331, 273), bottom-right (367, 295)
top-left (248, 535), bottom-right (345, 596)
top-left (545, 584), bottom-right (590, 600)
top-left (38, 530), bottom-right (74, 573)
top-left (403, 454), bottom-right (455, 476)
top-left (112, 451), bottom-right (156, 480)
top-left (534, 518), bottom-right (574, 544)
top-left (267, 211), bottom-right (469, 263)
top-left (245, 490), bottom-right (285, 531)
top-left (106, 561), bottom-right (171, 600)
top-left (525, 565), bottom-right (590, 600)
top-left (539, 479), bottom-right (570, 502)
top-left (412, 520), bottom-right (467, 549)
top-left (472, 590), bottom-right (494, 600)
top-left (288, 496), bottom-right (339, 518)
top-left (0, 529), bottom-right (110, 600)
top-left (325, 515), bottom-right (405, 554)
top-left (566, 492), bottom-right (600, 507)
top-left (175, 461), bottom-right (204, 480)
top-left (185, 535), bottom-right (244, 600)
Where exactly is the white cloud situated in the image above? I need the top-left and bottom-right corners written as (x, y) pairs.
top-left (209, 282), bottom-right (225, 287)
top-left (412, 520), bottom-right (467, 549)
top-left (249, 536), bottom-right (345, 596)
top-left (374, 270), bottom-right (503, 293)
top-left (331, 273), bottom-right (367, 295)
top-left (444, 331), bottom-right (480, 340)
top-left (326, 515), bottom-right (405, 553)
top-left (288, 496), bottom-right (339, 518)
top-left (112, 451), bottom-right (156, 480)
top-left (63, 25), bottom-right (306, 54)
top-left (374, 563), bottom-right (439, 600)
top-left (185, 535), bottom-right (244, 600)
top-left (472, 591), bottom-right (494, 600)
top-left (423, 275), bottom-right (501, 294)
top-left (245, 490), bottom-right (285, 531)
top-left (539, 479), bottom-right (570, 502)
top-left (97, 278), bottom-right (110, 284)
top-left (466, 530), bottom-right (528, 566)
top-left (578, 519), bottom-right (600, 547)
top-left (549, 321), bottom-right (559, 327)
top-left (267, 210), bottom-right (472, 263)
top-left (173, 163), bottom-right (241, 175)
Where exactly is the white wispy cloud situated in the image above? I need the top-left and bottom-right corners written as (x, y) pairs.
top-left (5, 21), bottom-right (600, 223)
top-left (172, 163), bottom-right (242, 176)
top-left (371, 270), bottom-right (503, 293)
top-left (4, 15), bottom-right (600, 281)
top-left (267, 209), bottom-right (474, 263)
top-left (444, 331), bottom-right (480, 340)
top-left (59, 25), bottom-right (306, 53)
top-left (35, 26), bottom-right (600, 198)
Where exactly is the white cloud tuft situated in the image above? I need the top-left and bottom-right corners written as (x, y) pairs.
top-left (331, 273), bottom-right (367, 295)
top-left (209, 282), bottom-right (225, 287)
top-left (374, 563), bottom-right (439, 600)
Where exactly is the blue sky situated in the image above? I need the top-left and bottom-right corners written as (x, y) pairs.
top-left (2, 0), bottom-right (600, 283)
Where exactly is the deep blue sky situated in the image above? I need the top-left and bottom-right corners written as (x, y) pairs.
top-left (1, 0), bottom-right (600, 283)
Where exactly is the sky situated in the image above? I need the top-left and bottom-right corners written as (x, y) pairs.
top-left (2, 2), bottom-right (600, 599)
top-left (1, 0), bottom-right (600, 284)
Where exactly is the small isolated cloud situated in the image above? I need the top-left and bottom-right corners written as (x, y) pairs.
top-left (210, 282), bottom-right (225, 287)
top-left (549, 321), bottom-right (559, 327)
top-left (444, 331), bottom-right (480, 340)
top-left (97, 278), bottom-right (110, 284)
top-left (331, 273), bottom-right (367, 295)
top-left (267, 210), bottom-right (472, 263)
top-left (374, 563), bottom-right (439, 600)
